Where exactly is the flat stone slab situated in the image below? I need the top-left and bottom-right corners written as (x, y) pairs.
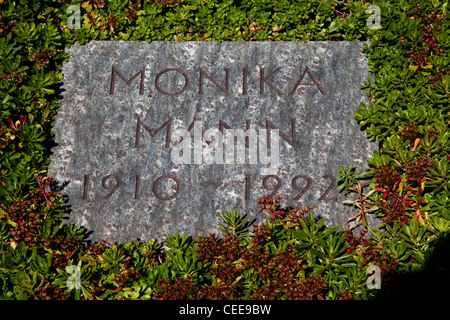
top-left (49, 41), bottom-right (376, 243)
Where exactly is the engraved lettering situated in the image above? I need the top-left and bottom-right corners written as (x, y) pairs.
top-left (289, 66), bottom-right (327, 95)
top-left (102, 174), bottom-right (123, 199)
top-left (245, 174), bottom-right (251, 200)
top-left (134, 114), bottom-right (172, 148)
top-left (109, 65), bottom-right (145, 95)
top-left (152, 175), bottom-right (181, 200)
top-left (134, 174), bottom-right (141, 199)
top-left (199, 68), bottom-right (230, 95)
top-left (155, 68), bottom-right (189, 96)
top-left (82, 174), bottom-right (89, 200)
top-left (109, 65), bottom-right (328, 97)
top-left (266, 119), bottom-right (296, 148)
top-left (219, 120), bottom-right (250, 148)
top-left (319, 174), bottom-right (338, 201)
top-left (242, 67), bottom-right (248, 95)
top-left (292, 175), bottom-right (312, 201)
top-left (260, 67), bottom-right (283, 95)
top-left (262, 175), bottom-right (282, 198)
top-left (199, 181), bottom-right (222, 187)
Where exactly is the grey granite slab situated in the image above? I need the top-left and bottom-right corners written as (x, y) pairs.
top-left (49, 41), bottom-right (377, 243)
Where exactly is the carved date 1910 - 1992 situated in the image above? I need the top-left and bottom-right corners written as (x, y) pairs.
top-left (81, 173), bottom-right (337, 202)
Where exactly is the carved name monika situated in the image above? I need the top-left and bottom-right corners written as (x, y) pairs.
top-left (109, 65), bottom-right (328, 96)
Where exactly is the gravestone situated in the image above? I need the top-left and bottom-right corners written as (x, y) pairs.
top-left (48, 41), bottom-right (376, 243)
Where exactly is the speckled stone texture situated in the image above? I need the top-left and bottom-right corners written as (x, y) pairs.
top-left (49, 41), bottom-right (377, 243)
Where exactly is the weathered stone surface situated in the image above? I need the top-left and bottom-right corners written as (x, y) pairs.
top-left (49, 41), bottom-right (377, 243)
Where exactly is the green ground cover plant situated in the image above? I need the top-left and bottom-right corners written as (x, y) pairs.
top-left (0, 0), bottom-right (448, 300)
